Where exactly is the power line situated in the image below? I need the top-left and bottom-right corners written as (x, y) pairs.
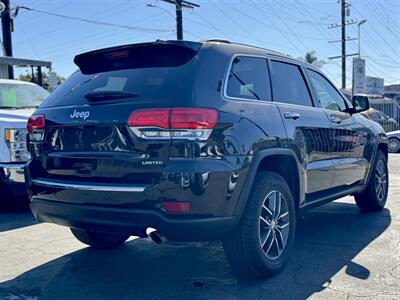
top-left (290, 0), bottom-right (342, 80)
top-left (188, 11), bottom-right (235, 40)
top-left (382, 0), bottom-right (400, 8)
top-left (365, 0), bottom-right (399, 41)
top-left (17, 6), bottom-right (173, 33)
top-left (16, 22), bottom-right (39, 58)
top-left (37, 18), bottom-right (172, 58)
top-left (17, 3), bottom-right (73, 26)
top-left (246, 0), bottom-right (306, 55)
top-left (287, 0), bottom-right (339, 22)
top-left (352, 5), bottom-right (400, 59)
top-left (209, 1), bottom-right (266, 47)
top-left (15, 11), bottom-right (167, 53)
top-left (14, 2), bottom-right (145, 45)
top-left (223, 0), bottom-right (331, 41)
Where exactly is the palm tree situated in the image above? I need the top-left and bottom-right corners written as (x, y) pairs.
top-left (299, 51), bottom-right (326, 68)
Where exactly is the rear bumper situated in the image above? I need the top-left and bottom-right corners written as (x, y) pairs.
top-left (30, 198), bottom-right (239, 241)
top-left (0, 163), bottom-right (27, 197)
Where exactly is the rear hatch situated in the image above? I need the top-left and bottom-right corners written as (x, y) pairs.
top-left (31, 41), bottom-right (201, 186)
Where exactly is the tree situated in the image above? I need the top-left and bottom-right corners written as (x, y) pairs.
top-left (18, 70), bottom-right (65, 90)
top-left (299, 51), bottom-right (326, 69)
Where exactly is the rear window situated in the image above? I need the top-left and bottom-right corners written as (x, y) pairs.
top-left (226, 56), bottom-right (271, 101)
top-left (40, 44), bottom-right (198, 108)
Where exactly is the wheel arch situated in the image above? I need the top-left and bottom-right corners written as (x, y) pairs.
top-left (360, 139), bottom-right (388, 191)
top-left (234, 149), bottom-right (303, 217)
top-left (377, 142), bottom-right (388, 159)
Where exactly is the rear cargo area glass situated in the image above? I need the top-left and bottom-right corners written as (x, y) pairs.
top-left (41, 44), bottom-right (198, 108)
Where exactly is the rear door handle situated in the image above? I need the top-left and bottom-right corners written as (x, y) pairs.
top-left (330, 116), bottom-right (342, 124)
top-left (283, 111), bottom-right (301, 120)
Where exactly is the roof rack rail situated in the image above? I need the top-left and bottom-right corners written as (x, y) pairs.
top-left (204, 39), bottom-right (292, 58)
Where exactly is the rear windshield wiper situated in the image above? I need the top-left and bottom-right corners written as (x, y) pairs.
top-left (18, 105), bottom-right (39, 109)
top-left (84, 91), bottom-right (139, 101)
top-left (0, 105), bottom-right (39, 109)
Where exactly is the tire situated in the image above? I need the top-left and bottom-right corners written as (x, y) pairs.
top-left (355, 150), bottom-right (389, 212)
top-left (388, 138), bottom-right (400, 153)
top-left (223, 171), bottom-right (296, 278)
top-left (70, 228), bottom-right (129, 249)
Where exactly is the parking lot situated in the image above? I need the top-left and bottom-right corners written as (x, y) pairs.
top-left (0, 154), bottom-right (398, 300)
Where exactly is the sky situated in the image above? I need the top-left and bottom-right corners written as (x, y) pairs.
top-left (8, 0), bottom-right (400, 88)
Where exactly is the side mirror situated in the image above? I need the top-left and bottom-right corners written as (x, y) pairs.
top-left (351, 95), bottom-right (370, 113)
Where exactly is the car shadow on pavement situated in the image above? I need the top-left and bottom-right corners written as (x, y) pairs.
top-left (0, 204), bottom-right (37, 232)
top-left (0, 201), bottom-right (391, 300)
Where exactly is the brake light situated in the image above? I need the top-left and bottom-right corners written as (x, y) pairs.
top-left (128, 108), bottom-right (218, 140)
top-left (105, 50), bottom-right (129, 60)
top-left (27, 115), bottom-right (45, 133)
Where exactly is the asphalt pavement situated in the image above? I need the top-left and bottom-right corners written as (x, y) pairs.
top-left (0, 154), bottom-right (399, 300)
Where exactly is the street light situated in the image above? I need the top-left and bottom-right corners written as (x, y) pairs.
top-left (146, 2), bottom-right (176, 20)
top-left (358, 19), bottom-right (367, 57)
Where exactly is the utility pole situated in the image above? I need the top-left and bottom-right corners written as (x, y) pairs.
top-left (328, 1), bottom-right (359, 89)
top-left (160, 0), bottom-right (199, 40)
top-left (341, 0), bottom-right (346, 89)
top-left (176, 0), bottom-right (183, 40)
top-left (1, 0), bottom-right (14, 78)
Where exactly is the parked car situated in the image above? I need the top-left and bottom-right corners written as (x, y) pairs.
top-left (361, 108), bottom-right (399, 132)
top-left (26, 40), bottom-right (389, 278)
top-left (387, 130), bottom-right (400, 153)
top-left (0, 79), bottom-right (49, 203)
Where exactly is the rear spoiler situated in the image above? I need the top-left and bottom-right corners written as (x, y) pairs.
top-left (74, 40), bottom-right (202, 75)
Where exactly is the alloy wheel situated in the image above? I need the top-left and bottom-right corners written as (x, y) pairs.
top-left (388, 138), bottom-right (400, 153)
top-left (375, 159), bottom-right (388, 202)
top-left (259, 190), bottom-right (290, 260)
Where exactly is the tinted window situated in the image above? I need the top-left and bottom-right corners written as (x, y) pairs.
top-left (226, 56), bottom-right (271, 101)
top-left (41, 46), bottom-right (197, 108)
top-left (270, 61), bottom-right (313, 107)
top-left (0, 83), bottom-right (49, 108)
top-left (307, 69), bottom-right (347, 111)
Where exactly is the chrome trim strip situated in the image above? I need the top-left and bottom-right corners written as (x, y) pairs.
top-left (129, 127), bottom-right (213, 141)
top-left (32, 179), bottom-right (147, 192)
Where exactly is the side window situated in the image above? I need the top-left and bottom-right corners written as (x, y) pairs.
top-left (226, 56), bottom-right (271, 101)
top-left (270, 61), bottom-right (313, 107)
top-left (307, 69), bottom-right (347, 111)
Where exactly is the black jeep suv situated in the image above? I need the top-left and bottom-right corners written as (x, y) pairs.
top-left (26, 40), bottom-right (389, 278)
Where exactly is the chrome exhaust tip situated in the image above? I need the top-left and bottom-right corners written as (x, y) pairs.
top-left (146, 227), bottom-right (166, 244)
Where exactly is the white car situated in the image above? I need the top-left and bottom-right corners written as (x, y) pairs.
top-left (387, 130), bottom-right (400, 153)
top-left (0, 79), bottom-right (49, 202)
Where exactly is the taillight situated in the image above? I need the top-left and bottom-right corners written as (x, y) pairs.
top-left (170, 108), bottom-right (218, 129)
top-left (128, 109), bottom-right (169, 129)
top-left (27, 115), bottom-right (45, 133)
top-left (128, 108), bottom-right (218, 140)
top-left (27, 115), bottom-right (45, 141)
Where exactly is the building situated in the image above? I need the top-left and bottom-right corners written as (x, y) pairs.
top-left (384, 83), bottom-right (400, 104)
